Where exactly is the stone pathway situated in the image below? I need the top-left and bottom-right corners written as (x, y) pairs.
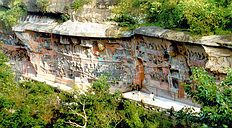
top-left (123, 91), bottom-right (200, 112)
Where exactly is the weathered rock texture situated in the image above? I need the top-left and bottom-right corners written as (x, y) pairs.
top-left (6, 15), bottom-right (231, 99)
top-left (25, 0), bottom-right (73, 13)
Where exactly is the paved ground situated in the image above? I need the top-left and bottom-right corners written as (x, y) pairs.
top-left (123, 91), bottom-right (200, 112)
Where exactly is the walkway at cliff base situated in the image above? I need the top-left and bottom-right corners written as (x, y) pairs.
top-left (22, 75), bottom-right (73, 92)
top-left (23, 75), bottom-right (200, 113)
top-left (123, 91), bottom-right (200, 112)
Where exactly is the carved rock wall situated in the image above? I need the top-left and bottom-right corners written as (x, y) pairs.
top-left (2, 14), bottom-right (232, 99)
top-left (9, 28), bottom-right (211, 96)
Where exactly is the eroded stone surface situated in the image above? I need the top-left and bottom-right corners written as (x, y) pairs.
top-left (52, 20), bottom-right (116, 37)
top-left (1, 13), bottom-right (232, 102)
top-left (197, 35), bottom-right (232, 48)
top-left (134, 26), bottom-right (194, 43)
top-left (25, 0), bottom-right (73, 13)
top-left (204, 46), bottom-right (232, 73)
top-left (5, 16), bottom-right (212, 98)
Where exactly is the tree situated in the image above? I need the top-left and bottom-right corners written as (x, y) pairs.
top-left (0, 80), bottom-right (60, 127)
top-left (52, 76), bottom-right (175, 128)
top-left (0, 49), bottom-right (59, 127)
top-left (52, 76), bottom-right (124, 128)
top-left (185, 67), bottom-right (232, 127)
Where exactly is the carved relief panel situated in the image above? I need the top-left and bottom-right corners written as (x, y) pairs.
top-left (135, 36), bottom-right (171, 90)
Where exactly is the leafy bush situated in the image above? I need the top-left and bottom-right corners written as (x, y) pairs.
top-left (0, 50), bottom-right (14, 86)
top-left (52, 76), bottom-right (174, 128)
top-left (0, 51), bottom-right (59, 127)
top-left (112, 0), bottom-right (150, 28)
top-left (112, 14), bottom-right (138, 27)
top-left (0, 2), bottom-right (27, 30)
top-left (113, 0), bottom-right (232, 35)
top-left (147, 0), bottom-right (187, 29)
top-left (71, 0), bottom-right (91, 11)
top-left (179, 0), bottom-right (226, 35)
top-left (184, 67), bottom-right (232, 127)
top-left (36, 0), bottom-right (50, 12)
top-left (59, 13), bottom-right (71, 23)
top-left (0, 80), bottom-right (59, 127)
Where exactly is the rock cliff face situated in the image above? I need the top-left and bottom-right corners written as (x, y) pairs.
top-left (1, 0), bottom-right (232, 99)
top-left (24, 0), bottom-right (72, 13)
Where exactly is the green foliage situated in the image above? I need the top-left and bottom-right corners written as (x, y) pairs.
top-left (59, 13), bottom-right (71, 23)
top-left (0, 50), bottom-right (14, 86)
top-left (147, 0), bottom-right (186, 29)
top-left (52, 76), bottom-right (174, 128)
top-left (0, 80), bottom-right (59, 127)
top-left (52, 76), bottom-right (123, 127)
top-left (71, 0), bottom-right (90, 11)
top-left (112, 14), bottom-right (138, 27)
top-left (0, 7), bottom-right (8, 16)
top-left (0, 51), bottom-right (59, 127)
top-left (113, 0), bottom-right (149, 15)
top-left (91, 76), bottom-right (110, 92)
top-left (184, 67), bottom-right (232, 127)
top-left (0, 1), bottom-right (27, 30)
top-left (36, 0), bottom-right (50, 12)
top-left (178, 0), bottom-right (231, 35)
top-left (121, 101), bottom-right (165, 128)
top-left (112, 0), bottom-right (150, 28)
top-left (113, 0), bottom-right (232, 35)
top-left (208, 0), bottom-right (231, 7)
top-left (173, 107), bottom-right (200, 128)
top-left (0, 0), bottom-right (23, 7)
top-left (123, 101), bottom-right (145, 128)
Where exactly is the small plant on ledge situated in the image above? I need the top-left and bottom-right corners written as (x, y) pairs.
top-left (36, 0), bottom-right (50, 12)
top-left (71, 0), bottom-right (91, 11)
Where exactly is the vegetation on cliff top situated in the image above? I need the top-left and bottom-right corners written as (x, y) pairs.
top-left (0, 0), bottom-right (92, 29)
top-left (112, 0), bottom-right (232, 36)
top-left (0, 0), bottom-right (26, 30)
top-left (1, 0), bottom-right (231, 36)
top-left (71, 0), bottom-right (91, 11)
top-left (36, 0), bottom-right (50, 12)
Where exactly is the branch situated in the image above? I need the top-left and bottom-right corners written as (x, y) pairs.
top-left (66, 103), bottom-right (88, 128)
top-left (67, 120), bottom-right (84, 128)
